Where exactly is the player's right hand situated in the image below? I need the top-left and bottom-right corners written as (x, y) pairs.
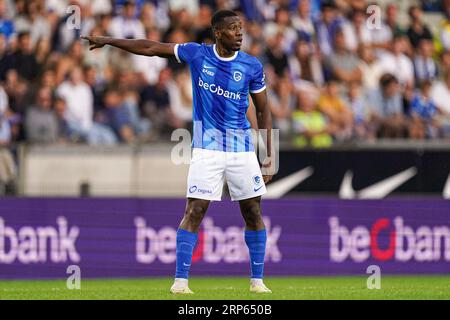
top-left (80, 36), bottom-right (106, 50)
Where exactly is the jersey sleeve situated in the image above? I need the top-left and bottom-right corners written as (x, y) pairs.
top-left (174, 42), bottom-right (201, 64)
top-left (249, 59), bottom-right (267, 94)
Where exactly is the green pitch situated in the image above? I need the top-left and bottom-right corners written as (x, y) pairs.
top-left (0, 276), bottom-right (449, 300)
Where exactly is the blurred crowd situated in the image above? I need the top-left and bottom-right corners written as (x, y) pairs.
top-left (2, 0), bottom-right (450, 189)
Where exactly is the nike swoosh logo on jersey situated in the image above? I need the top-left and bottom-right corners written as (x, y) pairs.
top-left (203, 65), bottom-right (214, 69)
top-left (253, 261), bottom-right (264, 265)
top-left (339, 167), bottom-right (417, 199)
top-left (183, 263), bottom-right (191, 267)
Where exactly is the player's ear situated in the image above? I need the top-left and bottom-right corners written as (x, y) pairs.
top-left (213, 26), bottom-right (220, 40)
top-left (213, 26), bottom-right (222, 40)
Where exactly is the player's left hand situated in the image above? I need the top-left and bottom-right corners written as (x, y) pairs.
top-left (261, 159), bottom-right (274, 183)
top-left (262, 175), bottom-right (273, 184)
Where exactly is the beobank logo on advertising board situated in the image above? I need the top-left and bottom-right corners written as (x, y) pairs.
top-left (329, 216), bottom-right (450, 263)
top-left (0, 217), bottom-right (80, 264)
top-left (135, 217), bottom-right (282, 264)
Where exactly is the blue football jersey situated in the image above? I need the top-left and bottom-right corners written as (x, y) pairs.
top-left (174, 43), bottom-right (266, 152)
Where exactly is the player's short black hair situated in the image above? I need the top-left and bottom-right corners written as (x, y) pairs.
top-left (211, 10), bottom-right (239, 29)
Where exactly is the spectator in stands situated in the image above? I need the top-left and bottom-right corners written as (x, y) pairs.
top-left (52, 1), bottom-right (95, 53)
top-left (40, 68), bottom-right (57, 93)
top-left (14, 0), bottom-right (51, 47)
top-left (358, 45), bottom-right (384, 91)
top-left (245, 21), bottom-right (264, 51)
top-left (264, 7), bottom-right (297, 54)
top-left (439, 50), bottom-right (450, 75)
top-left (0, 0), bottom-right (15, 41)
top-left (83, 65), bottom-right (105, 114)
top-left (345, 9), bottom-right (371, 53)
top-left (35, 37), bottom-right (52, 67)
top-left (317, 79), bottom-right (353, 141)
top-left (292, 89), bottom-right (333, 148)
top-left (25, 86), bottom-right (58, 143)
top-left (438, 12), bottom-right (450, 52)
top-left (167, 69), bottom-right (193, 130)
top-left (140, 68), bottom-right (174, 137)
top-left (122, 90), bottom-right (151, 140)
top-left (268, 75), bottom-right (295, 138)
top-left (57, 66), bottom-right (117, 145)
top-left (367, 10), bottom-right (393, 53)
top-left (410, 80), bottom-right (439, 139)
top-left (109, 45), bottom-right (136, 74)
top-left (90, 0), bottom-right (113, 16)
top-left (314, 1), bottom-right (342, 57)
top-left (326, 28), bottom-right (362, 85)
top-left (2, 69), bottom-right (29, 117)
top-left (291, 0), bottom-right (316, 43)
top-left (53, 96), bottom-right (70, 143)
top-left (413, 39), bottom-right (439, 82)
top-left (7, 31), bottom-right (40, 81)
top-left (385, 3), bottom-right (405, 38)
top-left (133, 27), bottom-right (167, 86)
top-left (378, 35), bottom-right (415, 88)
top-left (407, 5), bottom-right (433, 48)
top-left (289, 39), bottom-right (324, 90)
top-left (0, 33), bottom-right (9, 81)
top-left (0, 84), bottom-right (16, 194)
top-left (83, 26), bottom-right (112, 78)
top-left (367, 73), bottom-right (408, 138)
top-left (102, 88), bottom-right (135, 143)
top-left (346, 81), bottom-right (374, 140)
top-left (109, 0), bottom-right (145, 39)
top-left (430, 70), bottom-right (450, 136)
top-left (56, 40), bottom-right (85, 84)
top-left (264, 31), bottom-right (289, 77)
top-left (193, 4), bottom-right (214, 44)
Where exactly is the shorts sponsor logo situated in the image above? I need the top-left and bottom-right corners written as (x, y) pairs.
top-left (197, 188), bottom-right (212, 195)
top-left (329, 216), bottom-right (450, 263)
top-left (135, 217), bottom-right (282, 264)
top-left (189, 185), bottom-right (212, 195)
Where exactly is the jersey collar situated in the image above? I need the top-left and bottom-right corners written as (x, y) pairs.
top-left (213, 44), bottom-right (238, 61)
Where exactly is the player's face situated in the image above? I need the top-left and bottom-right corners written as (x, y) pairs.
top-left (217, 16), bottom-right (243, 51)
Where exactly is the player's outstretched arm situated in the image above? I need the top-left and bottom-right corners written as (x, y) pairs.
top-left (80, 36), bottom-right (175, 58)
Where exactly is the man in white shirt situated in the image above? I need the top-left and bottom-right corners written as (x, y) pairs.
top-left (430, 71), bottom-right (450, 137)
top-left (57, 67), bottom-right (93, 132)
top-left (133, 28), bottom-right (167, 85)
top-left (109, 0), bottom-right (145, 39)
top-left (431, 72), bottom-right (450, 114)
top-left (378, 36), bottom-right (414, 88)
top-left (291, 0), bottom-right (315, 42)
top-left (57, 67), bottom-right (117, 144)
